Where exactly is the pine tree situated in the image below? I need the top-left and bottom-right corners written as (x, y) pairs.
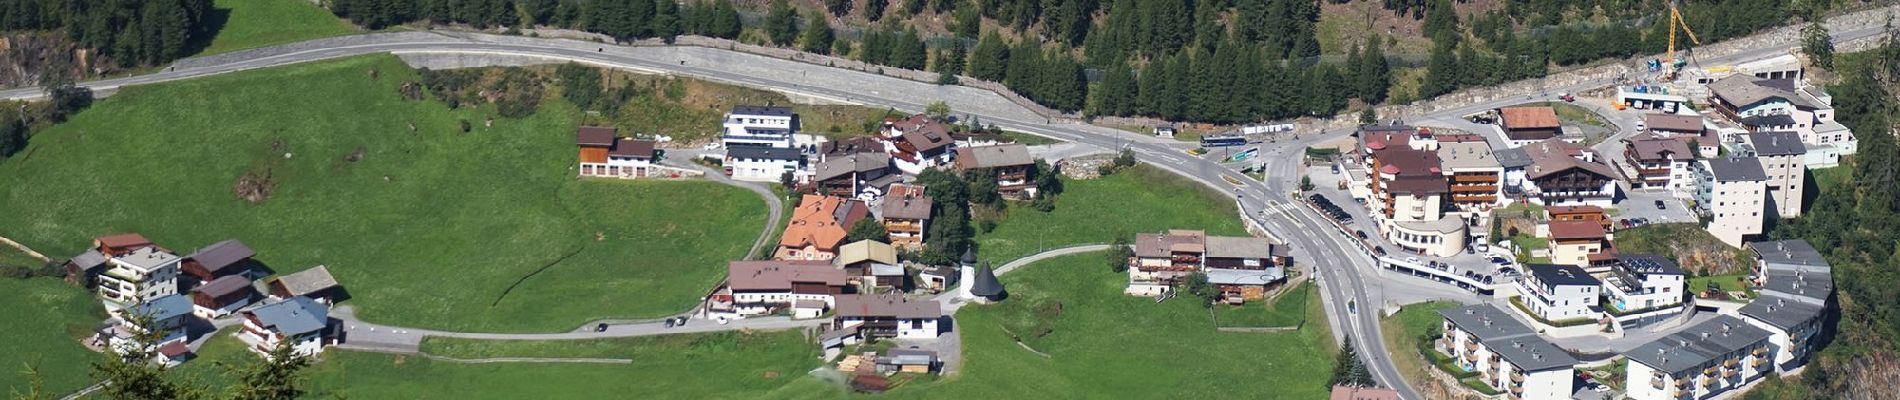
top-left (1091, 62), bottom-right (1136, 116)
top-left (1360, 37), bottom-right (1390, 104)
top-left (891, 28), bottom-right (928, 70)
top-left (953, 7), bottom-right (980, 39)
top-left (707, 0), bottom-right (743, 38)
top-left (799, 10), bottom-right (833, 54)
top-left (92, 308), bottom-right (204, 400)
top-left (651, 0), bottom-right (681, 42)
top-left (865, 0), bottom-right (888, 21)
top-left (1343, 43), bottom-right (1364, 99)
top-left (764, 0), bottom-right (799, 46)
top-left (824, 0), bottom-right (852, 17)
top-left (226, 340), bottom-right (313, 400)
top-left (969, 32), bottom-right (1009, 81)
top-left (1421, 39), bottom-right (1458, 98)
top-left (1328, 337), bottom-right (1375, 388)
top-left (1802, 19), bottom-right (1835, 71)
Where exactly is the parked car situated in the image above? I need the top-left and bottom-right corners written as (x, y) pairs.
top-left (674, 316), bottom-right (688, 327)
top-left (1406, 256), bottom-right (1421, 264)
top-left (1374, 247), bottom-right (1388, 256)
top-left (664, 318), bottom-right (676, 328)
top-left (1655, 199), bottom-right (1667, 210)
top-left (595, 323), bottom-right (609, 332)
top-left (1355, 230), bottom-right (1369, 240)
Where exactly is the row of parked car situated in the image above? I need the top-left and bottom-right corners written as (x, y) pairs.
top-left (1617, 218), bottom-right (1655, 229)
top-left (1307, 194), bottom-right (1353, 224)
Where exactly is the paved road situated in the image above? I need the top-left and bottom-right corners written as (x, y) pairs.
top-left (16, 13), bottom-right (1889, 398)
top-left (332, 305), bottom-right (827, 353)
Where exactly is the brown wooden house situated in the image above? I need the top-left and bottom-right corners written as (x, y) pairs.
top-left (182, 239), bottom-right (255, 282)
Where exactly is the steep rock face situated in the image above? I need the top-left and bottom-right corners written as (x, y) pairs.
top-left (0, 33), bottom-right (114, 89)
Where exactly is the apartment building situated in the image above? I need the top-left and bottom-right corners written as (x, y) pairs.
top-left (1624, 316), bottom-right (1775, 400)
top-left (1363, 130), bottom-right (1466, 257)
top-left (1516, 264), bottom-right (1601, 322)
top-left (711, 260), bottom-right (849, 317)
top-left (726, 146), bottom-right (805, 182)
top-left (722, 106), bottom-right (798, 148)
top-left (1519, 139), bottom-right (1619, 207)
top-left (1738, 132), bottom-right (1807, 218)
top-left (881, 183), bottom-right (932, 250)
top-left (1623, 134), bottom-right (1696, 192)
top-left (1693, 158), bottom-right (1768, 248)
top-left (953, 144), bottom-right (1038, 200)
top-left (1436, 304), bottom-right (1578, 400)
top-left (238, 296), bottom-right (333, 359)
top-left (1438, 141), bottom-right (1503, 213)
top-left (92, 234), bottom-right (182, 308)
top-left (1602, 255), bottom-right (1685, 314)
top-left (1706, 75), bottom-right (1855, 166)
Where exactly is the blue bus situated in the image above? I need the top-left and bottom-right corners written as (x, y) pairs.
top-left (1200, 135), bottom-right (1246, 147)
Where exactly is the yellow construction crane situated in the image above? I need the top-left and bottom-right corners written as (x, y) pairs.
top-left (1662, 1), bottom-right (1702, 80)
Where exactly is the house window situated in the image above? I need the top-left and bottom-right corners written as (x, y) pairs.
top-left (911, 319), bottom-right (922, 330)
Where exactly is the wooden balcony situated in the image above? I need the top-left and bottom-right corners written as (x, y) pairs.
top-left (1511, 371), bottom-right (1524, 383)
top-left (1453, 174), bottom-right (1497, 183)
top-left (1724, 357), bottom-right (1739, 368)
top-left (1723, 368), bottom-right (1738, 378)
top-left (1752, 357), bottom-right (1768, 368)
top-left (1753, 347), bottom-right (1768, 358)
top-left (1674, 388), bottom-right (1690, 398)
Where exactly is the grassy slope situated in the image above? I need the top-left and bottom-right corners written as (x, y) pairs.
top-left (1378, 301), bottom-right (1461, 392)
top-left (585, 69), bottom-right (897, 143)
top-left (1612, 223), bottom-right (1752, 275)
top-left (875, 252), bottom-right (1335, 399)
top-left (974, 165), bottom-right (1248, 264)
top-left (195, 0), bottom-right (357, 56)
top-left (1213, 281), bottom-right (1316, 328)
top-left (0, 55), bottom-right (764, 332)
top-left (0, 278), bottom-right (104, 396)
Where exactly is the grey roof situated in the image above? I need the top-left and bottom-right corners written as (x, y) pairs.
top-left (1746, 132), bottom-right (1807, 156)
top-left (1493, 147), bottom-right (1534, 169)
top-left (1204, 268), bottom-right (1283, 286)
top-left (1709, 76), bottom-right (1816, 109)
top-left (1204, 236), bottom-right (1278, 259)
top-left (248, 297), bottom-right (330, 336)
top-left (1703, 157), bottom-right (1767, 182)
top-left (69, 249), bottom-right (106, 269)
top-left (1748, 240), bottom-right (1828, 270)
top-left (1626, 316), bottom-right (1772, 375)
top-left (869, 263), bottom-right (905, 277)
top-left (1740, 114), bottom-right (1798, 128)
top-left (272, 266), bottom-right (338, 297)
top-left (1739, 293), bottom-right (1826, 331)
top-left (1758, 268), bottom-right (1832, 303)
top-left (1481, 335), bottom-right (1580, 372)
top-left (1437, 304), bottom-right (1576, 371)
top-left (834, 293), bottom-right (940, 319)
top-left (1616, 254), bottom-right (1683, 276)
top-left (727, 146), bottom-right (804, 161)
top-left (186, 239), bottom-right (254, 275)
top-left (191, 275), bottom-right (253, 298)
top-left (813, 152), bottom-right (891, 182)
top-left (115, 247), bottom-right (180, 270)
top-left (126, 294), bottom-right (193, 322)
top-left (1527, 264), bottom-right (1600, 287)
top-left (730, 106), bottom-right (794, 117)
top-left (954, 144), bottom-right (1035, 170)
top-left (882, 349), bottom-right (938, 365)
top-left (969, 264), bottom-right (1003, 297)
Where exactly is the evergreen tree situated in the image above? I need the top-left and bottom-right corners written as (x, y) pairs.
top-left (765, 0), bottom-right (799, 46)
top-left (556, 63), bottom-right (603, 110)
top-left (890, 28), bottom-right (928, 70)
top-left (1802, 19), bottom-right (1835, 71)
top-left (1091, 62), bottom-right (1136, 116)
top-left (824, 0), bottom-right (853, 17)
top-left (969, 32), bottom-right (1009, 81)
top-left (707, 0), bottom-right (743, 39)
top-left (1039, 50), bottom-right (1086, 112)
top-left (92, 309), bottom-right (204, 400)
top-left (1328, 337), bottom-right (1376, 388)
top-left (1343, 43), bottom-right (1364, 99)
top-left (953, 7), bottom-right (980, 39)
top-left (940, 41), bottom-right (967, 76)
top-left (1359, 37), bottom-right (1388, 104)
top-left (799, 10), bottom-right (833, 54)
top-left (0, 120), bottom-right (25, 160)
top-left (1420, 39), bottom-right (1459, 98)
top-left (865, 0), bottom-right (888, 21)
top-left (1107, 232), bottom-right (1133, 272)
top-left (226, 340), bottom-right (313, 400)
top-left (652, 0), bottom-right (682, 42)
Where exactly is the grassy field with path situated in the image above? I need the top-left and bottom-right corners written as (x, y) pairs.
top-left (973, 165), bottom-right (1248, 264)
top-left (0, 278), bottom-right (105, 396)
top-left (0, 55), bottom-right (765, 332)
top-left (194, 0), bottom-right (357, 56)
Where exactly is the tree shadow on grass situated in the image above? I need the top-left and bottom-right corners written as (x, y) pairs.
top-left (181, 7), bottom-right (234, 58)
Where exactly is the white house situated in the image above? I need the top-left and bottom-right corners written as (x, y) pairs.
top-left (238, 296), bottom-right (332, 359)
top-left (102, 294), bottom-right (194, 353)
top-left (721, 106), bottom-right (798, 149)
top-left (725, 146), bottom-right (805, 182)
top-left (1515, 264), bottom-right (1601, 322)
top-left (832, 293), bottom-right (942, 340)
top-left (1602, 255), bottom-right (1685, 314)
top-left (1706, 75), bottom-right (1855, 166)
top-left (1624, 316), bottom-right (1775, 400)
top-left (711, 260), bottom-right (849, 317)
top-left (92, 234), bottom-right (182, 309)
top-left (882, 114), bottom-right (957, 174)
top-left (1437, 304), bottom-right (1578, 399)
top-left (1694, 157), bottom-right (1769, 248)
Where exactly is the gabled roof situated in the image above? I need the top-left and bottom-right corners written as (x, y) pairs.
top-left (727, 146), bottom-right (803, 161)
top-left (1546, 205), bottom-right (1604, 216)
top-left (1645, 114), bottom-right (1705, 133)
top-left (68, 249), bottom-right (107, 269)
top-left (1203, 236), bottom-right (1277, 259)
top-left (1703, 157), bottom-right (1767, 182)
top-left (1548, 221), bottom-right (1606, 240)
top-left (881, 184), bottom-right (933, 220)
top-left (1134, 230), bottom-right (1206, 258)
top-left (1436, 304), bottom-right (1579, 371)
top-left (607, 138), bottom-right (657, 158)
top-left (834, 293), bottom-right (941, 319)
top-left (1204, 267), bottom-right (1283, 285)
top-left (576, 127), bottom-right (616, 146)
top-left (126, 294), bottom-right (193, 322)
top-left (1708, 75), bottom-right (1816, 109)
top-left (270, 266), bottom-right (338, 297)
top-left (954, 144), bottom-right (1034, 170)
top-left (186, 239), bottom-right (254, 275)
top-left (1625, 135), bottom-right (1694, 161)
top-left (1499, 107), bottom-right (1560, 130)
top-left (727, 260), bottom-right (846, 291)
top-left (836, 240), bottom-right (898, 267)
top-left (730, 105), bottom-right (794, 117)
top-left (191, 275), bottom-right (254, 298)
top-left (1522, 139), bottom-right (1617, 180)
top-left (1372, 147), bottom-right (1441, 176)
top-left (1746, 132), bottom-right (1807, 156)
top-left (813, 152), bottom-right (891, 182)
top-left (248, 296), bottom-right (330, 336)
top-left (892, 115), bottom-right (954, 153)
top-left (779, 195), bottom-right (868, 251)
top-left (97, 233), bottom-right (154, 250)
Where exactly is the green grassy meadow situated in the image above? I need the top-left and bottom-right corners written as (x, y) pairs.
top-left (0, 278), bottom-right (105, 396)
top-left (974, 165), bottom-right (1248, 264)
top-left (194, 0), bottom-right (357, 56)
top-left (1378, 300), bottom-right (1461, 392)
top-left (0, 55), bottom-right (765, 332)
top-left (1213, 281), bottom-right (1316, 328)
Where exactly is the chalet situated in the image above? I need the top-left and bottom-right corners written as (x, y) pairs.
top-left (1645, 114), bottom-right (1707, 137)
top-left (777, 195), bottom-right (871, 260)
top-left (190, 275), bottom-right (253, 319)
top-left (835, 240), bottom-right (903, 289)
top-left (1623, 135), bottom-right (1696, 191)
top-left (1547, 221), bottom-right (1615, 269)
top-left (182, 239), bottom-right (255, 282)
top-left (811, 152), bottom-right (896, 199)
top-left (1128, 230), bottom-right (1207, 296)
top-left (575, 127), bottom-right (660, 179)
top-left (1202, 236), bottom-right (1287, 303)
top-left (882, 114), bottom-right (956, 174)
top-left (239, 296), bottom-right (333, 359)
top-left (881, 183), bottom-right (932, 250)
top-left (266, 265), bottom-right (340, 303)
top-left (713, 260), bottom-right (849, 317)
top-left (821, 136), bottom-right (885, 157)
top-left (156, 341), bottom-right (194, 367)
top-left (1498, 107), bottom-right (1562, 145)
top-left (1545, 205), bottom-right (1611, 231)
top-left (953, 144), bottom-right (1038, 200)
top-left (1520, 139), bottom-right (1619, 206)
top-left (833, 293), bottom-right (942, 339)
top-left (63, 249), bottom-right (107, 289)
top-left (100, 294), bottom-right (194, 352)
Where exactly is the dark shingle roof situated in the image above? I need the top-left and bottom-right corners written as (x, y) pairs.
top-left (126, 294), bottom-right (193, 321)
top-left (186, 240), bottom-right (254, 275)
top-left (1527, 264), bottom-right (1600, 287)
top-left (248, 297), bottom-right (330, 336)
top-left (1617, 254), bottom-right (1683, 276)
top-left (1739, 294), bottom-right (1826, 331)
top-left (1746, 132), bottom-right (1807, 156)
top-left (576, 127), bottom-right (616, 146)
top-left (731, 106), bottom-right (794, 116)
top-left (1704, 157), bottom-right (1767, 182)
top-left (191, 275), bottom-right (253, 298)
top-left (727, 146), bottom-right (804, 161)
top-left (969, 264), bottom-right (1003, 297)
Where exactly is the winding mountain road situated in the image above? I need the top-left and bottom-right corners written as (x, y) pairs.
top-left (13, 11), bottom-right (1892, 398)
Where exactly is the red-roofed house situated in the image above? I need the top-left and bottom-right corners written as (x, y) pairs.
top-left (1499, 107), bottom-right (1562, 145)
top-left (575, 127), bottom-right (660, 179)
top-left (1546, 221), bottom-right (1614, 268)
top-left (777, 195), bottom-right (871, 260)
